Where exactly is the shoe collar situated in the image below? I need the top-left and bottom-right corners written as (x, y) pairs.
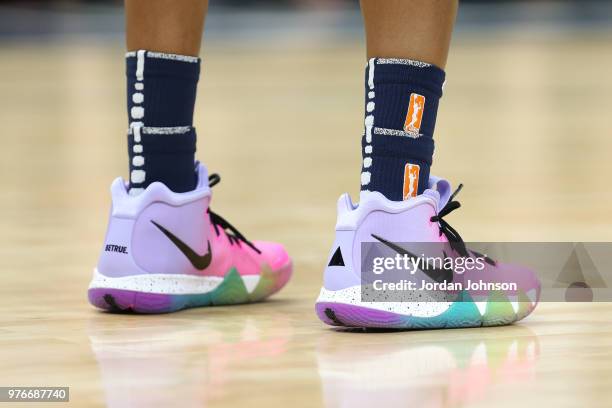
top-left (335, 175), bottom-right (453, 230)
top-left (110, 163), bottom-right (211, 218)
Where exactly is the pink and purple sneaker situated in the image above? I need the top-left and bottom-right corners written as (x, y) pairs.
top-left (316, 176), bottom-right (540, 329)
top-left (88, 164), bottom-right (292, 313)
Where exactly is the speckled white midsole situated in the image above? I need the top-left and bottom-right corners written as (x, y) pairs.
top-left (316, 286), bottom-right (453, 318)
top-left (89, 268), bottom-right (261, 295)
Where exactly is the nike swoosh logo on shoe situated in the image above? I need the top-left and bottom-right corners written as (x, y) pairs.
top-left (371, 234), bottom-right (454, 283)
top-left (151, 220), bottom-right (212, 270)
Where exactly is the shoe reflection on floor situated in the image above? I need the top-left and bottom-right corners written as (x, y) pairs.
top-left (316, 325), bottom-right (539, 408)
top-left (88, 313), bottom-right (293, 408)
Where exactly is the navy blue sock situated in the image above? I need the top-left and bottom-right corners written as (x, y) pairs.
top-left (360, 58), bottom-right (446, 201)
top-left (126, 50), bottom-right (201, 194)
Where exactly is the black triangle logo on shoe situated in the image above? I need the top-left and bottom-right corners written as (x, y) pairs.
top-left (328, 247), bottom-right (345, 267)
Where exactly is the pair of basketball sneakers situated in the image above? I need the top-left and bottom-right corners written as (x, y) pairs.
top-left (88, 163), bottom-right (540, 329)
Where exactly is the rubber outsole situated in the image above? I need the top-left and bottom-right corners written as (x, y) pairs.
top-left (88, 262), bottom-right (292, 314)
top-left (315, 290), bottom-right (538, 330)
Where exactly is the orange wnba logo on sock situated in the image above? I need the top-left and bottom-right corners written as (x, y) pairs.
top-left (404, 93), bottom-right (426, 136)
top-left (403, 163), bottom-right (420, 200)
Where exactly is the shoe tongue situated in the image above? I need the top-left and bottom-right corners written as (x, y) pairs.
top-left (428, 176), bottom-right (452, 209)
top-left (194, 161), bottom-right (210, 189)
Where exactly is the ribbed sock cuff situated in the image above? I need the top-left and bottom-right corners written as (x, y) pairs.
top-left (126, 50), bottom-right (201, 127)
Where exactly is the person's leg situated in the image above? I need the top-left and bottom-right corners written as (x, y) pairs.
top-left (89, 1), bottom-right (293, 313)
top-left (126, 0), bottom-right (207, 56)
top-left (361, 0), bottom-right (456, 68)
top-left (359, 0), bottom-right (457, 200)
top-left (317, 0), bottom-right (540, 329)
top-left (125, 0), bottom-right (208, 195)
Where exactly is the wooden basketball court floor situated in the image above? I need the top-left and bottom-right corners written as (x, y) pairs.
top-left (1, 34), bottom-right (612, 407)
